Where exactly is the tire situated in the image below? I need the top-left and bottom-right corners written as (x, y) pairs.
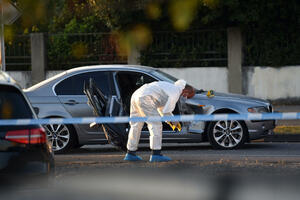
top-left (207, 120), bottom-right (247, 150)
top-left (43, 123), bottom-right (77, 154)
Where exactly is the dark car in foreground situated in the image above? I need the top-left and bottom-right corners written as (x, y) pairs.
top-left (0, 71), bottom-right (54, 186)
top-left (24, 65), bottom-right (275, 153)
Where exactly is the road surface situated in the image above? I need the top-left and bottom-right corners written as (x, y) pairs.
top-left (55, 142), bottom-right (300, 176)
top-left (4, 142), bottom-right (300, 200)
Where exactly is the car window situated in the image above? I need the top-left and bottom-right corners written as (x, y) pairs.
top-left (116, 71), bottom-right (157, 94)
top-left (55, 71), bottom-right (112, 95)
top-left (115, 71), bottom-right (157, 114)
top-left (116, 71), bottom-right (156, 87)
top-left (0, 85), bottom-right (33, 119)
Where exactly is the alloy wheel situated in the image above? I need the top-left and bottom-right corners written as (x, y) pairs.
top-left (212, 120), bottom-right (243, 148)
top-left (43, 124), bottom-right (70, 152)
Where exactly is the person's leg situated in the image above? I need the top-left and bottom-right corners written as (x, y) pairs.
top-left (147, 121), bottom-right (163, 150)
top-left (147, 121), bottom-right (171, 162)
top-left (124, 97), bottom-right (144, 161)
top-left (124, 120), bottom-right (144, 161)
top-left (126, 121), bottom-right (144, 152)
top-left (125, 120), bottom-right (144, 161)
top-left (138, 96), bottom-right (171, 162)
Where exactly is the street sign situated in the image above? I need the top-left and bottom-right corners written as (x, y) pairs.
top-left (1, 0), bottom-right (21, 25)
top-left (0, 0), bottom-right (21, 71)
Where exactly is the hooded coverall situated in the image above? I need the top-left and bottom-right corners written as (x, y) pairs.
top-left (127, 80), bottom-right (186, 151)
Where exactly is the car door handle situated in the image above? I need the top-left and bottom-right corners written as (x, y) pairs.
top-left (64, 100), bottom-right (79, 105)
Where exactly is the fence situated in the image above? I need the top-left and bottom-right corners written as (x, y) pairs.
top-left (5, 29), bottom-right (300, 71)
top-left (5, 34), bottom-right (31, 70)
top-left (5, 30), bottom-right (228, 71)
top-left (140, 30), bottom-right (228, 68)
top-left (243, 27), bottom-right (300, 67)
top-left (47, 33), bottom-right (127, 70)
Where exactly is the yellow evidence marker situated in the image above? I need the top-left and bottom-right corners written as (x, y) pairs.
top-left (206, 90), bottom-right (215, 98)
top-left (167, 121), bottom-right (182, 132)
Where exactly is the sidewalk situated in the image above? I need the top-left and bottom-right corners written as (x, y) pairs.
top-left (264, 105), bottom-right (300, 142)
top-left (273, 105), bottom-right (300, 126)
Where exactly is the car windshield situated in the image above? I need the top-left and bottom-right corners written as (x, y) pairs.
top-left (150, 70), bottom-right (179, 83)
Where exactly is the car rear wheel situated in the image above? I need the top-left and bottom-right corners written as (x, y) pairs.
top-left (43, 123), bottom-right (77, 153)
top-left (208, 120), bottom-right (247, 150)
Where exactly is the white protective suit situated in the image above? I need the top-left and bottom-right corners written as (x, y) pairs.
top-left (127, 80), bottom-right (186, 151)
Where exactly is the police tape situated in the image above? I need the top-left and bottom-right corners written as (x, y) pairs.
top-left (0, 112), bottom-right (300, 126)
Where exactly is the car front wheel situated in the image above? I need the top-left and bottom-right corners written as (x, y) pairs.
top-left (208, 120), bottom-right (247, 150)
top-left (43, 123), bottom-right (77, 153)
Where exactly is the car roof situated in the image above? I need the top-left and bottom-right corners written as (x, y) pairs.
top-left (65, 65), bottom-right (155, 74)
top-left (25, 65), bottom-right (156, 91)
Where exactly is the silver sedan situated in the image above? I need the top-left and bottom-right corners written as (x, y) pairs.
top-left (24, 65), bottom-right (275, 153)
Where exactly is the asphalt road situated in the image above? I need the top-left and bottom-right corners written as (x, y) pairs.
top-left (4, 142), bottom-right (300, 200)
top-left (51, 142), bottom-right (300, 200)
top-left (55, 142), bottom-right (300, 177)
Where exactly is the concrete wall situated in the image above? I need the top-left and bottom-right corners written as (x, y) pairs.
top-left (163, 66), bottom-right (300, 100)
top-left (245, 66), bottom-right (300, 99)
top-left (160, 67), bottom-right (228, 93)
top-left (7, 71), bottom-right (32, 89)
top-left (7, 71), bottom-right (64, 89)
top-left (7, 66), bottom-right (300, 101)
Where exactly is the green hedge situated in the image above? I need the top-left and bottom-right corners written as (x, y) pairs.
top-left (140, 30), bottom-right (227, 68)
top-left (243, 26), bottom-right (300, 67)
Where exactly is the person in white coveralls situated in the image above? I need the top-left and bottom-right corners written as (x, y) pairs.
top-left (124, 79), bottom-right (195, 162)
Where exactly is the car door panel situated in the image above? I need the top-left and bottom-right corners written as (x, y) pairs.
top-left (84, 78), bottom-right (128, 151)
top-left (57, 95), bottom-right (101, 134)
top-left (54, 71), bottom-right (113, 136)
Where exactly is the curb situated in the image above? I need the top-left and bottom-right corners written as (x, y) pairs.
top-left (264, 134), bottom-right (300, 142)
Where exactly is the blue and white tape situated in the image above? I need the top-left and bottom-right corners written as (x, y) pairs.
top-left (0, 112), bottom-right (300, 126)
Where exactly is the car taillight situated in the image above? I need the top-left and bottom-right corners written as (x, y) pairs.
top-left (5, 128), bottom-right (46, 144)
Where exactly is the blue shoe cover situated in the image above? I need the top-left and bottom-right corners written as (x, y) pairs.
top-left (124, 153), bottom-right (142, 161)
top-left (149, 155), bottom-right (172, 162)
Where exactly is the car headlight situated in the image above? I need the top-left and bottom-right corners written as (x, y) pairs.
top-left (248, 106), bottom-right (269, 113)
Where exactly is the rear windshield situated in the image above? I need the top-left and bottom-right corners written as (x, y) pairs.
top-left (0, 85), bottom-right (33, 119)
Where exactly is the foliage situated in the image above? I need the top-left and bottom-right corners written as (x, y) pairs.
top-left (48, 0), bottom-right (109, 33)
top-left (140, 30), bottom-right (227, 68)
top-left (141, 0), bottom-right (300, 67)
top-left (243, 25), bottom-right (300, 67)
top-left (5, 0), bottom-right (300, 70)
top-left (10, 0), bottom-right (56, 33)
top-left (46, 0), bottom-right (111, 70)
top-left (47, 33), bottom-right (127, 70)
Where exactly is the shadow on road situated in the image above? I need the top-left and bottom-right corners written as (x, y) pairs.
top-left (62, 142), bottom-right (274, 155)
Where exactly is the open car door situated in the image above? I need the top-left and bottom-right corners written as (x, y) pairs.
top-left (83, 78), bottom-right (128, 151)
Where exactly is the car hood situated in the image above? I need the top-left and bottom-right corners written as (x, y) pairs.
top-left (187, 91), bottom-right (270, 107)
top-left (210, 92), bottom-right (269, 104)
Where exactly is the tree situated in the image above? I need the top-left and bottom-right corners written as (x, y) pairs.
top-left (7, 0), bottom-right (300, 67)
